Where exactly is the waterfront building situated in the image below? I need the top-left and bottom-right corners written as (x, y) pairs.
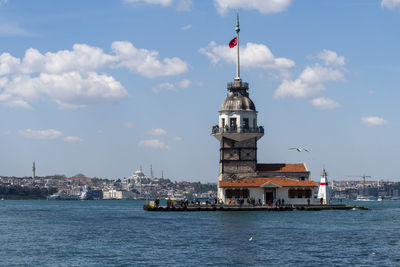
top-left (102, 189), bottom-right (136, 200)
top-left (212, 15), bottom-right (317, 205)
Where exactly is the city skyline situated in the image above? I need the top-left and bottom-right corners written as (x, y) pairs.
top-left (1, 0), bottom-right (400, 181)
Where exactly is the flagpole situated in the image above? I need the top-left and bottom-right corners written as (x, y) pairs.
top-left (235, 12), bottom-right (240, 80)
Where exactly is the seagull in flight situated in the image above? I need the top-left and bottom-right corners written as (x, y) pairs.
top-left (289, 148), bottom-right (309, 152)
top-left (249, 236), bottom-right (253, 241)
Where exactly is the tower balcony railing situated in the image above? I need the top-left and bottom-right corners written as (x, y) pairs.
top-left (211, 125), bottom-right (264, 135)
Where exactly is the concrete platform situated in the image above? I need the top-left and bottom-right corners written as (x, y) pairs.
top-left (143, 204), bottom-right (368, 212)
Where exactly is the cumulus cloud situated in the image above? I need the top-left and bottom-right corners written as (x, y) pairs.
top-left (362, 116), bottom-right (388, 127)
top-left (176, 78), bottom-right (191, 88)
top-left (124, 0), bottom-right (173, 7)
top-left (214, 0), bottom-right (291, 15)
top-left (19, 129), bottom-right (63, 140)
top-left (112, 41), bottom-right (188, 78)
top-left (152, 82), bottom-right (176, 93)
top-left (274, 48), bottom-right (346, 111)
top-left (317, 49), bottom-right (345, 66)
top-left (138, 139), bottom-right (169, 149)
top-left (177, 0), bottom-right (192, 11)
top-left (381, 0), bottom-right (400, 10)
top-left (275, 65), bottom-right (344, 98)
top-left (311, 97), bottom-right (340, 110)
top-left (152, 78), bottom-right (192, 93)
top-left (62, 136), bottom-right (84, 142)
top-left (148, 128), bottom-right (167, 135)
top-left (181, 24), bottom-right (192, 30)
top-left (0, 41), bottom-right (188, 109)
top-left (200, 41), bottom-right (294, 70)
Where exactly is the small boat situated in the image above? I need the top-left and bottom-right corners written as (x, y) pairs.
top-left (47, 193), bottom-right (81, 200)
top-left (356, 195), bottom-right (377, 201)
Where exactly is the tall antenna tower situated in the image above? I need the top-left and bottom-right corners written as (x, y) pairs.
top-left (32, 161), bottom-right (36, 179)
top-left (150, 164), bottom-right (154, 179)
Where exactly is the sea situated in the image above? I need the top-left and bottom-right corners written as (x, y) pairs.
top-left (0, 200), bottom-right (399, 267)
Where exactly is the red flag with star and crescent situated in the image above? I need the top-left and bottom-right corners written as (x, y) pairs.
top-left (229, 37), bottom-right (237, 48)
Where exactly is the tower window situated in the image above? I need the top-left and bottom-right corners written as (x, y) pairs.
top-left (243, 118), bottom-right (249, 129)
top-left (230, 118), bottom-right (237, 129)
top-left (222, 118), bottom-right (225, 127)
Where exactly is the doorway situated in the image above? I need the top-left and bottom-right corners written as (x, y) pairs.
top-left (265, 191), bottom-right (274, 204)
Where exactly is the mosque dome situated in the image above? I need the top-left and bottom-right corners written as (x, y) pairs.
top-left (134, 169), bottom-right (145, 177)
top-left (221, 92), bottom-right (256, 111)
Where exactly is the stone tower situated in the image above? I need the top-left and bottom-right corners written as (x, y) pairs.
top-left (211, 14), bottom-right (264, 181)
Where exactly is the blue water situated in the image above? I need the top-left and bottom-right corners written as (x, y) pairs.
top-left (0, 200), bottom-right (399, 266)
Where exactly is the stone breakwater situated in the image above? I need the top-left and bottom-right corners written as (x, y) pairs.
top-left (143, 204), bottom-right (368, 212)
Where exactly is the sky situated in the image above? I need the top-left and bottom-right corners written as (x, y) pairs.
top-left (1, 0), bottom-right (400, 182)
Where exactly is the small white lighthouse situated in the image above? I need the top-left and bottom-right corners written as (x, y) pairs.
top-left (317, 169), bottom-right (330, 204)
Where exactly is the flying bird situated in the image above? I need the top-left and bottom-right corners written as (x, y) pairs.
top-left (289, 148), bottom-right (309, 152)
top-left (249, 236), bottom-right (253, 241)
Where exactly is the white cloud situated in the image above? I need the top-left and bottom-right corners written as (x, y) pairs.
top-left (63, 136), bottom-right (84, 142)
top-left (123, 122), bottom-right (134, 128)
top-left (275, 64), bottom-right (344, 98)
top-left (317, 49), bottom-right (345, 66)
top-left (152, 82), bottom-right (176, 93)
top-left (0, 41), bottom-right (187, 109)
top-left (139, 139), bottom-right (169, 149)
top-left (362, 116), bottom-right (388, 127)
top-left (181, 24), bottom-right (192, 30)
top-left (176, 78), bottom-right (191, 88)
top-left (311, 97), bottom-right (340, 110)
top-left (19, 129), bottom-right (63, 140)
top-left (214, 0), bottom-right (291, 15)
top-left (148, 128), bottom-right (167, 135)
top-left (174, 136), bottom-right (183, 141)
top-left (124, 0), bottom-right (173, 7)
top-left (177, 0), bottom-right (192, 11)
top-left (200, 41), bottom-right (294, 70)
top-left (381, 0), bottom-right (400, 10)
top-left (112, 41), bottom-right (188, 78)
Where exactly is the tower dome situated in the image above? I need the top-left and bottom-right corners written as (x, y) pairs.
top-left (221, 92), bottom-right (256, 111)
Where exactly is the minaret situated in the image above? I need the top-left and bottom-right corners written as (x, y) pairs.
top-left (150, 164), bottom-right (154, 179)
top-left (317, 169), bottom-right (330, 204)
top-left (32, 161), bottom-right (36, 179)
top-left (212, 14), bottom-right (264, 182)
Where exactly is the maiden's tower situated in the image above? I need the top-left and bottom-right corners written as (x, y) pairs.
top-left (212, 15), bottom-right (317, 205)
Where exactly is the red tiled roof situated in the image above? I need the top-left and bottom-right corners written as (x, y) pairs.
top-left (257, 163), bottom-right (308, 173)
top-left (219, 177), bottom-right (317, 188)
top-left (67, 177), bottom-right (91, 181)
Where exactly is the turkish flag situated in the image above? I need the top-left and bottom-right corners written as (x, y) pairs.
top-left (229, 37), bottom-right (237, 48)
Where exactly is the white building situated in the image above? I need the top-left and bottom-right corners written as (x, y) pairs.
top-left (102, 189), bottom-right (136, 200)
